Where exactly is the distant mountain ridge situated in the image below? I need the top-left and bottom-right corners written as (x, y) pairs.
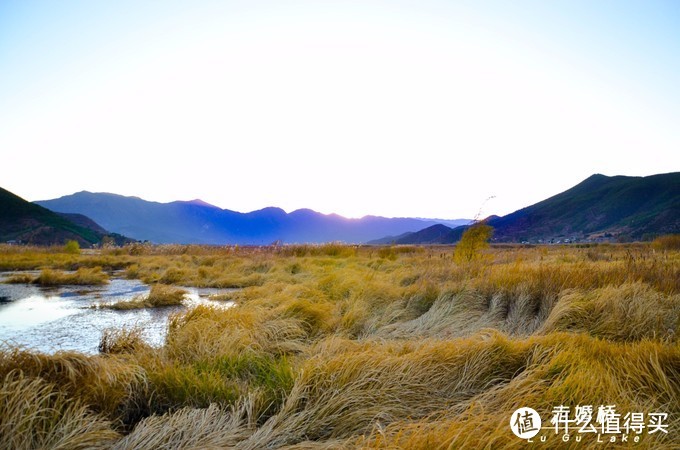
top-left (36, 192), bottom-right (470, 244)
top-left (0, 187), bottom-right (131, 246)
top-left (369, 224), bottom-right (455, 245)
top-left (370, 172), bottom-right (680, 244)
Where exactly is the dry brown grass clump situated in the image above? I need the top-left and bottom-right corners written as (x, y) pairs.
top-left (112, 403), bottom-right (252, 449)
top-left (99, 327), bottom-right (151, 355)
top-left (0, 346), bottom-right (149, 427)
top-left (3, 272), bottom-right (35, 284)
top-left (354, 333), bottom-right (680, 449)
top-left (34, 267), bottom-right (109, 285)
top-left (0, 371), bottom-right (119, 450)
top-left (106, 284), bottom-right (187, 310)
top-left (652, 234), bottom-right (680, 251)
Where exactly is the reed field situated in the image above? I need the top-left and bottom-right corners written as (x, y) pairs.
top-left (0, 240), bottom-right (678, 449)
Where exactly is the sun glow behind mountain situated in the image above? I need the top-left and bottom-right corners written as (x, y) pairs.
top-left (1, 1), bottom-right (678, 218)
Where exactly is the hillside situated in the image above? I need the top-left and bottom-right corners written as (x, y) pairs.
top-left (0, 187), bottom-right (133, 246)
top-left (36, 192), bottom-right (469, 244)
top-left (57, 213), bottom-right (108, 234)
top-left (369, 224), bottom-right (455, 245)
top-left (489, 172), bottom-right (679, 242)
top-left (373, 172), bottom-right (680, 244)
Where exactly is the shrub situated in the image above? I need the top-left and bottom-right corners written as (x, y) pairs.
top-left (454, 223), bottom-right (494, 264)
top-left (64, 240), bottom-right (81, 255)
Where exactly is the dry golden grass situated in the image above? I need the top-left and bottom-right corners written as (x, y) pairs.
top-left (652, 233), bottom-right (680, 251)
top-left (104, 284), bottom-right (187, 310)
top-left (33, 267), bottom-right (110, 285)
top-left (0, 243), bottom-right (677, 448)
top-left (111, 403), bottom-right (251, 449)
top-left (0, 371), bottom-right (119, 450)
top-left (3, 272), bottom-right (35, 283)
top-left (354, 333), bottom-right (680, 449)
top-left (0, 245), bottom-right (134, 271)
top-left (99, 327), bottom-right (151, 355)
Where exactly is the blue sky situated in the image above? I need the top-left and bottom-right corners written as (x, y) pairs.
top-left (1, 0), bottom-right (678, 219)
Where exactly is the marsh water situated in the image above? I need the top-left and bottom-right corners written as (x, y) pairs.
top-left (0, 273), bottom-right (234, 354)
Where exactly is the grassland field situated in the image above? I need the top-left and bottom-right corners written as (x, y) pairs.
top-left (0, 240), bottom-right (678, 449)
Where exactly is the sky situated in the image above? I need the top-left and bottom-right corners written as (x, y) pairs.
top-left (1, 0), bottom-right (679, 219)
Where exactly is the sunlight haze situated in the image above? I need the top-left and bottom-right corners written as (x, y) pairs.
top-left (1, 0), bottom-right (678, 219)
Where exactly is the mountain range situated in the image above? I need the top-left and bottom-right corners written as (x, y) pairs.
top-left (35, 192), bottom-right (470, 245)
top-left (0, 187), bottom-right (131, 246)
top-left (370, 172), bottom-right (679, 244)
top-left (2, 172), bottom-right (677, 246)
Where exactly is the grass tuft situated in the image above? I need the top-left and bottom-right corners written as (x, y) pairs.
top-left (652, 234), bottom-right (680, 251)
top-left (34, 267), bottom-right (109, 285)
top-left (99, 327), bottom-right (151, 355)
top-left (0, 370), bottom-right (119, 449)
top-left (3, 272), bottom-right (35, 284)
top-left (112, 403), bottom-right (250, 450)
top-left (105, 284), bottom-right (187, 310)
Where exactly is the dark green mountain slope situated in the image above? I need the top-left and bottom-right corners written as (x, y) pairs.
top-left (489, 172), bottom-right (679, 242)
top-left (368, 224), bottom-right (454, 245)
top-left (0, 187), bottom-right (131, 246)
top-left (377, 173), bottom-right (679, 244)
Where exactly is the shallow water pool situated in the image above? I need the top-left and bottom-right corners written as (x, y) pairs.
top-left (0, 274), bottom-right (234, 354)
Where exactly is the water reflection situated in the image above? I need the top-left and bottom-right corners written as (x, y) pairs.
top-left (0, 275), bottom-right (234, 355)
